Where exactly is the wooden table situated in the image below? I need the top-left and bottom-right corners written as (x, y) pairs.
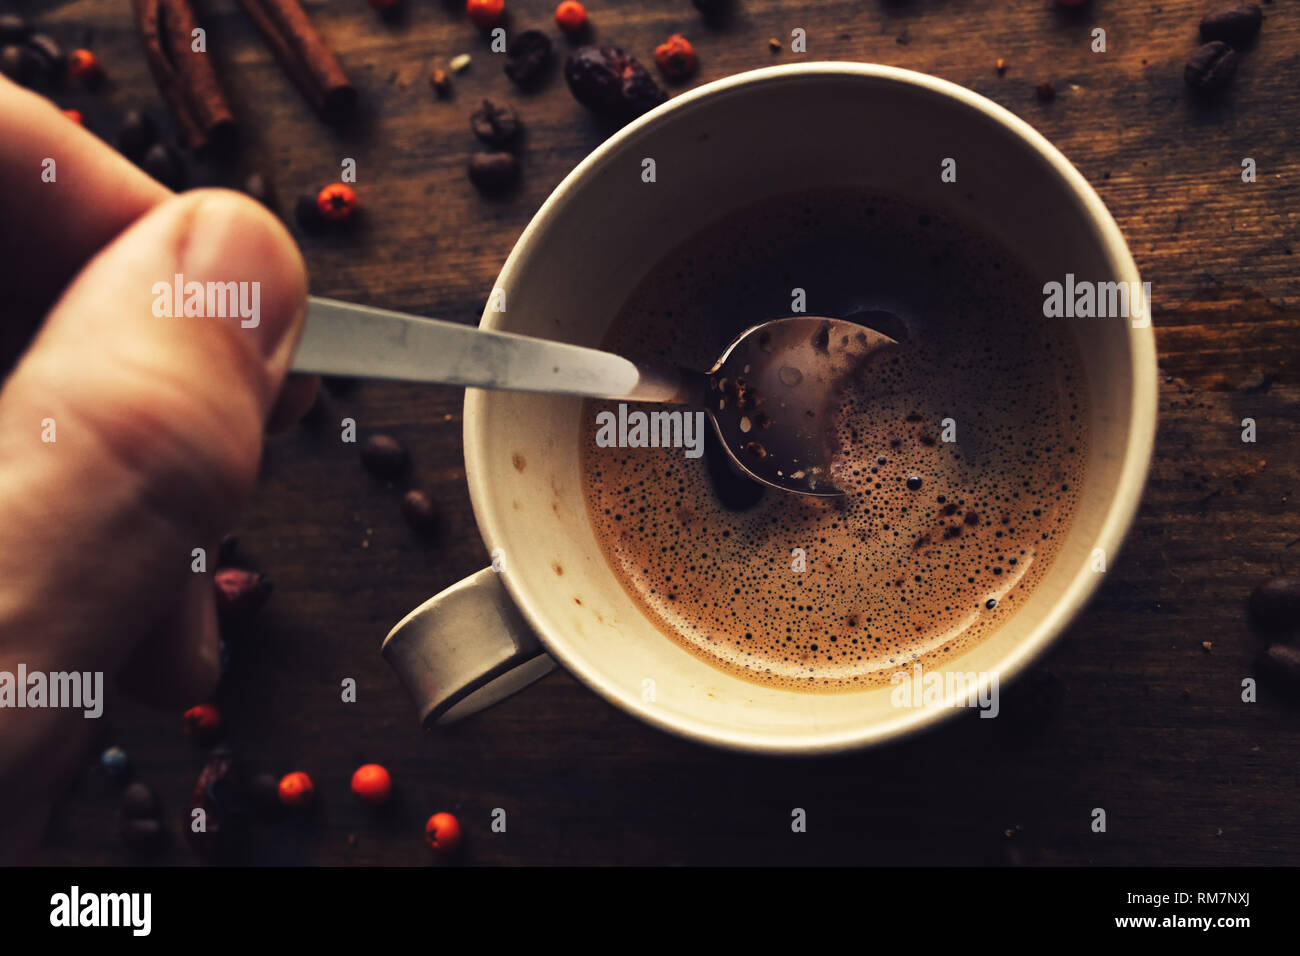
top-left (30, 0), bottom-right (1299, 865)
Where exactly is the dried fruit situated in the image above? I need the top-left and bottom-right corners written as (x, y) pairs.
top-left (555, 1), bottom-right (587, 34)
top-left (183, 703), bottom-right (223, 742)
top-left (278, 771), bottom-right (314, 809)
top-left (466, 0), bottom-right (504, 29)
top-left (654, 34), bottom-right (697, 82)
top-left (213, 567), bottom-right (273, 615)
top-left (1250, 577), bottom-right (1300, 630)
top-left (468, 151), bottom-right (519, 193)
top-left (504, 29), bottom-right (553, 87)
top-left (425, 811), bottom-right (462, 855)
top-left (1199, 4), bottom-right (1263, 46)
top-left (401, 489), bottom-right (440, 535)
top-left (360, 433), bottom-right (409, 478)
top-left (1185, 41), bottom-right (1238, 93)
top-left (471, 99), bottom-right (519, 146)
top-left (564, 46), bottom-right (666, 118)
top-left (100, 745), bottom-right (129, 778)
top-left (351, 764), bottom-right (392, 806)
top-left (317, 182), bottom-right (358, 222)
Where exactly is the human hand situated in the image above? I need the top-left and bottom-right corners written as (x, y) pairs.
top-left (0, 77), bottom-right (316, 859)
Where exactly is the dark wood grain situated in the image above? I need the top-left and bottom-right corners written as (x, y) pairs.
top-left (22, 0), bottom-right (1300, 866)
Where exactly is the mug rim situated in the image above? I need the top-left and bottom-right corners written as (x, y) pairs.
top-left (464, 61), bottom-right (1158, 754)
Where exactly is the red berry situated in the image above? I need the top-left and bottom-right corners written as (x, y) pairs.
top-left (351, 764), bottom-right (392, 806)
top-left (316, 182), bottom-right (357, 222)
top-left (61, 109), bottom-right (83, 126)
top-left (424, 812), bottom-right (462, 856)
top-left (278, 771), bottom-right (314, 809)
top-left (654, 34), bottom-right (698, 82)
top-left (554, 1), bottom-right (587, 33)
top-left (182, 703), bottom-right (222, 741)
top-left (466, 0), bottom-right (504, 29)
top-left (67, 48), bottom-right (101, 81)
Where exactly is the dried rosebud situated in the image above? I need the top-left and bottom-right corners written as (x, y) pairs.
top-left (213, 567), bottom-right (273, 616)
top-left (564, 46), bottom-right (666, 118)
top-left (360, 433), bottom-right (409, 478)
top-left (186, 750), bottom-right (246, 860)
top-left (504, 30), bottom-right (553, 88)
top-left (468, 151), bottom-right (519, 194)
top-left (471, 99), bottom-right (519, 146)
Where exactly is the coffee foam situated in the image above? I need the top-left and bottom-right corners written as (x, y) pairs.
top-left (580, 192), bottom-right (1088, 691)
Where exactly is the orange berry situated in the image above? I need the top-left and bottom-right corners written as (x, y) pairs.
top-left (554, 1), bottom-right (587, 33)
top-left (466, 0), bottom-right (504, 29)
top-left (278, 771), bottom-right (314, 808)
top-left (316, 182), bottom-right (357, 222)
top-left (654, 34), bottom-right (697, 81)
top-left (351, 764), bottom-right (392, 806)
top-left (61, 109), bottom-right (83, 126)
top-left (67, 48), bottom-right (102, 81)
top-left (424, 812), bottom-right (462, 856)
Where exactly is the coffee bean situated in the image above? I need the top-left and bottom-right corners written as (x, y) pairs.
top-left (1250, 577), bottom-right (1300, 630)
top-left (1185, 41), bottom-right (1238, 93)
top-left (0, 13), bottom-right (29, 44)
top-left (504, 29), bottom-right (553, 88)
top-left (116, 109), bottom-right (157, 158)
top-left (564, 46), bottom-right (666, 118)
top-left (1264, 644), bottom-right (1300, 685)
top-left (121, 817), bottom-right (166, 852)
top-left (401, 489), bottom-right (440, 535)
top-left (24, 32), bottom-right (63, 72)
top-left (360, 433), bottom-right (409, 478)
top-left (295, 193), bottom-right (326, 232)
top-left (142, 142), bottom-right (186, 190)
top-left (122, 782), bottom-right (159, 819)
top-left (1200, 4), bottom-right (1263, 47)
top-left (468, 151), bottom-right (519, 194)
top-left (470, 99), bottom-right (519, 147)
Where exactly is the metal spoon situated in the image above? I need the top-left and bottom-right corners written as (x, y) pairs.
top-left (292, 297), bottom-right (900, 497)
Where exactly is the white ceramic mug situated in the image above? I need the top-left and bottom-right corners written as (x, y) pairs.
top-left (382, 62), bottom-right (1157, 754)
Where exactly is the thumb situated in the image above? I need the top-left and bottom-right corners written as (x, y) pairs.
top-left (0, 189), bottom-right (308, 697)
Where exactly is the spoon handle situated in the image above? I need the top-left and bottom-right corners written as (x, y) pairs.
top-left (293, 296), bottom-right (689, 403)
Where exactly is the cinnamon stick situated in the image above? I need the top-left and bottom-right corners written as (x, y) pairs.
top-left (234, 0), bottom-right (355, 122)
top-left (132, 0), bottom-right (235, 151)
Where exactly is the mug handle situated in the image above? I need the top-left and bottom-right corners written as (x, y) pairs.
top-left (382, 567), bottom-right (557, 727)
